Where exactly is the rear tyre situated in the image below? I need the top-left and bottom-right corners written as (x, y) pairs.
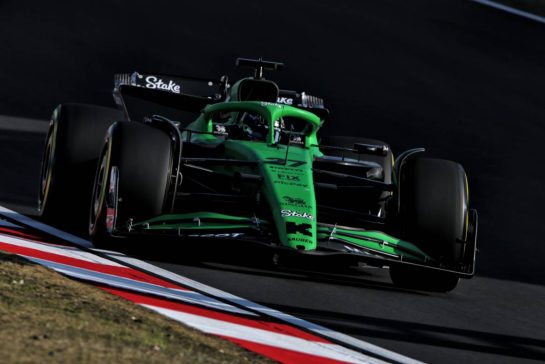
top-left (89, 121), bottom-right (173, 246)
top-left (38, 103), bottom-right (124, 235)
top-left (390, 158), bottom-right (468, 292)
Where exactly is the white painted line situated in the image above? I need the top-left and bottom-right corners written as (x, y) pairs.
top-left (0, 205), bottom-right (93, 248)
top-left (144, 304), bottom-right (387, 364)
top-left (24, 256), bottom-right (254, 316)
top-left (0, 219), bottom-right (20, 228)
top-left (0, 201), bottom-right (42, 216)
top-left (0, 205), bottom-right (422, 363)
top-left (0, 233), bottom-right (124, 266)
top-left (470, 0), bottom-right (545, 25)
top-left (116, 255), bottom-right (423, 364)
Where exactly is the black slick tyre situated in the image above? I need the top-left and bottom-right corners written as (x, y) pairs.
top-left (89, 121), bottom-right (173, 246)
top-left (38, 103), bottom-right (124, 235)
top-left (390, 158), bottom-right (468, 292)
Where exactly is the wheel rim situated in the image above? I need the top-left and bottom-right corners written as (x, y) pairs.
top-left (38, 122), bottom-right (55, 211)
top-left (89, 146), bottom-right (109, 235)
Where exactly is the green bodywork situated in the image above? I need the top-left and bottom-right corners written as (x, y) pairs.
top-left (132, 96), bottom-right (434, 263)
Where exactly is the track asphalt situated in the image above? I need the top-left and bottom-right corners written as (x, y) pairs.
top-left (1, 1), bottom-right (544, 362)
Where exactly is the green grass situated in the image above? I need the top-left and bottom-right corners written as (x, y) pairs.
top-left (0, 251), bottom-right (273, 364)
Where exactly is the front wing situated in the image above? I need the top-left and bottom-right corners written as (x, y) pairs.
top-left (113, 209), bottom-right (478, 278)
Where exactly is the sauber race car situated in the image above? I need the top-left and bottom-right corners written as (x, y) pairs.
top-left (38, 58), bottom-right (477, 292)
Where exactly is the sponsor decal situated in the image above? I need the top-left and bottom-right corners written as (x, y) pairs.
top-left (276, 97), bottom-right (294, 105)
top-left (290, 135), bottom-right (304, 145)
top-left (282, 196), bottom-right (307, 207)
top-left (277, 174), bottom-right (300, 182)
top-left (274, 181), bottom-right (308, 187)
top-left (289, 237), bottom-right (312, 242)
top-left (260, 102), bottom-right (283, 108)
top-left (285, 222), bottom-right (312, 236)
top-left (268, 164), bottom-right (307, 172)
top-left (288, 238), bottom-right (312, 246)
top-left (145, 76), bottom-right (181, 93)
top-left (186, 233), bottom-right (244, 238)
top-left (268, 165), bottom-right (308, 187)
top-left (214, 124), bottom-right (228, 135)
top-left (281, 210), bottom-right (314, 220)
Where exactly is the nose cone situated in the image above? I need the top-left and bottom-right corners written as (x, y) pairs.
top-left (261, 150), bottom-right (317, 250)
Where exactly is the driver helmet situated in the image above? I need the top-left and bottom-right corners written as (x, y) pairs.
top-left (238, 112), bottom-right (268, 140)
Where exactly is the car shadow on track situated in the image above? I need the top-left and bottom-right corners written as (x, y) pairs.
top-left (263, 303), bottom-right (545, 362)
top-left (114, 238), bottom-right (430, 296)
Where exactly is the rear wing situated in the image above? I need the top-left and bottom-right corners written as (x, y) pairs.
top-left (112, 71), bottom-right (328, 121)
top-left (113, 72), bottom-right (229, 121)
top-left (114, 72), bottom-right (229, 99)
top-left (277, 89), bottom-right (329, 120)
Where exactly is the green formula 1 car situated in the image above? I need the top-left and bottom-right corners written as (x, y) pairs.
top-left (38, 58), bottom-right (477, 292)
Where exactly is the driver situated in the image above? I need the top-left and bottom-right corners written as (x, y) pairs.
top-left (272, 118), bottom-right (285, 143)
top-left (234, 112), bottom-right (287, 143)
top-left (237, 112), bottom-right (269, 141)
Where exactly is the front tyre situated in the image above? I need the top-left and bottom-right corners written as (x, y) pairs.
top-left (89, 121), bottom-right (173, 246)
top-left (390, 158), bottom-right (469, 292)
